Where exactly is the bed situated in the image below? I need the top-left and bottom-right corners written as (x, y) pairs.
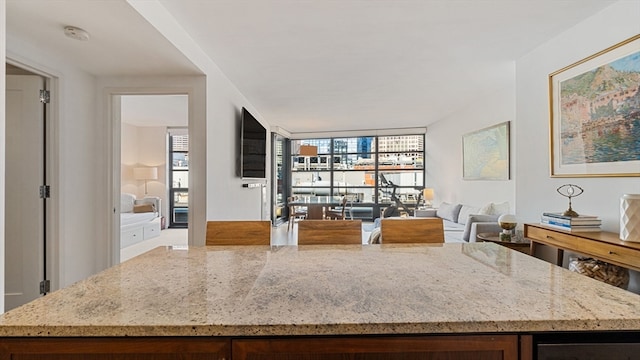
top-left (120, 193), bottom-right (162, 249)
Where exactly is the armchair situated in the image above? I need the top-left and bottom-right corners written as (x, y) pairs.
top-left (463, 215), bottom-right (503, 242)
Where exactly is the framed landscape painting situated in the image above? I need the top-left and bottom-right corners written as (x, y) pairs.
top-left (549, 34), bottom-right (640, 177)
top-left (462, 121), bottom-right (510, 180)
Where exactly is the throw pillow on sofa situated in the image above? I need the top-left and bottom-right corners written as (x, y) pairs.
top-left (437, 202), bottom-right (462, 223)
top-left (490, 201), bottom-right (510, 215)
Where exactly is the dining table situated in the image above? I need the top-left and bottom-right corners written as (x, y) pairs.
top-left (289, 195), bottom-right (343, 219)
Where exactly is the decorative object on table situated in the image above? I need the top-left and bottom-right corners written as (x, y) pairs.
top-left (556, 184), bottom-right (583, 217)
top-left (540, 212), bottom-right (601, 232)
top-left (497, 214), bottom-right (517, 241)
top-left (422, 188), bottom-right (434, 208)
top-left (620, 194), bottom-right (640, 242)
top-left (133, 167), bottom-right (158, 195)
top-left (549, 34), bottom-right (640, 178)
top-left (462, 121), bottom-right (510, 180)
top-left (568, 257), bottom-right (629, 289)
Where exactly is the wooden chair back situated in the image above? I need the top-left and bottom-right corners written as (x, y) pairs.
top-left (287, 196), bottom-right (307, 231)
top-left (297, 219), bottom-right (362, 245)
top-left (324, 196), bottom-right (348, 220)
top-left (206, 220), bottom-right (271, 246)
top-left (380, 217), bottom-right (444, 244)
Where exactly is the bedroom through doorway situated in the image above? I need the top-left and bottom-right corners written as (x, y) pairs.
top-left (119, 94), bottom-right (189, 261)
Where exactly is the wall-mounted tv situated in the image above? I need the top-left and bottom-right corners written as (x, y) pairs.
top-left (240, 107), bottom-right (267, 179)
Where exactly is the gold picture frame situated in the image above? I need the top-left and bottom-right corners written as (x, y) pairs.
top-left (549, 34), bottom-right (640, 177)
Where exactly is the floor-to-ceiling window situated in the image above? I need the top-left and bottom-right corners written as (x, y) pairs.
top-left (290, 134), bottom-right (425, 220)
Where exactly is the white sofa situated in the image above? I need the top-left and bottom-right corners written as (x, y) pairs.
top-left (415, 202), bottom-right (510, 243)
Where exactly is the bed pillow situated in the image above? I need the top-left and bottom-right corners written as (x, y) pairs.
top-left (121, 193), bottom-right (136, 213)
top-left (133, 203), bottom-right (156, 213)
top-left (436, 202), bottom-right (462, 223)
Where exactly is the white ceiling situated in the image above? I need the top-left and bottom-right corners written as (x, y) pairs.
top-left (121, 95), bottom-right (188, 127)
top-left (6, 0), bottom-right (617, 133)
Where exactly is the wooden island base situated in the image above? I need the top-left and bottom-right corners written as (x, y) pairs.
top-left (0, 334), bottom-right (526, 360)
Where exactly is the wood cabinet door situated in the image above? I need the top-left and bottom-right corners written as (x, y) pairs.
top-left (0, 337), bottom-right (229, 360)
top-left (233, 335), bottom-right (519, 360)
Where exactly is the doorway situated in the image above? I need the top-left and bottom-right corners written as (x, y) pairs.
top-left (118, 94), bottom-right (189, 261)
top-left (4, 64), bottom-right (50, 311)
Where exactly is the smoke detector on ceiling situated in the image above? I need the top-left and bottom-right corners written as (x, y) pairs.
top-left (64, 26), bottom-right (90, 41)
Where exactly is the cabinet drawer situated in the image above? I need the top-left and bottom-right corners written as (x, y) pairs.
top-left (578, 240), bottom-right (640, 270)
top-left (121, 228), bottom-right (144, 248)
top-left (143, 220), bottom-right (161, 240)
top-left (526, 226), bottom-right (577, 248)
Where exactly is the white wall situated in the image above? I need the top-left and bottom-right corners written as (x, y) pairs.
top-left (1, 0), bottom-right (7, 312)
top-left (426, 81), bottom-right (517, 210)
top-left (515, 0), bottom-right (640, 293)
top-left (129, 1), bottom-right (272, 228)
top-left (6, 34), bottom-right (101, 288)
top-left (516, 0), bottom-right (640, 229)
top-left (121, 124), bottom-right (168, 217)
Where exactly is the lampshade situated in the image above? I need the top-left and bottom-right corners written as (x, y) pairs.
top-left (299, 145), bottom-right (318, 157)
top-left (133, 167), bottom-right (158, 180)
top-left (422, 188), bottom-right (434, 201)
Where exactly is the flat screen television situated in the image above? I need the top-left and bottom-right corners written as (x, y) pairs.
top-left (240, 107), bottom-right (267, 179)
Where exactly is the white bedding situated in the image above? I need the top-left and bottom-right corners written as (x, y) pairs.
top-left (121, 212), bottom-right (158, 228)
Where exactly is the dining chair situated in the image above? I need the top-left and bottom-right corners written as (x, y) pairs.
top-left (206, 220), bottom-right (271, 245)
top-left (380, 217), bottom-right (444, 244)
top-left (324, 196), bottom-right (347, 220)
top-left (297, 219), bottom-right (362, 245)
top-left (287, 196), bottom-right (307, 231)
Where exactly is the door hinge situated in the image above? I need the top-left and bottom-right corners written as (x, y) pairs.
top-left (40, 280), bottom-right (51, 295)
top-left (39, 185), bottom-right (51, 199)
top-left (39, 89), bottom-right (50, 104)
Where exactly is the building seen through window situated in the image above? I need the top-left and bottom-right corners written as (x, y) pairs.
top-left (290, 134), bottom-right (425, 220)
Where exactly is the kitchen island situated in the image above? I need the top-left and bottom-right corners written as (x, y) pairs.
top-left (0, 243), bottom-right (639, 359)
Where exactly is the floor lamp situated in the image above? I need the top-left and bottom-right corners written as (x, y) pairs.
top-left (133, 167), bottom-right (158, 196)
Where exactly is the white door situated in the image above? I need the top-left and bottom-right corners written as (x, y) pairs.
top-left (5, 74), bottom-right (46, 311)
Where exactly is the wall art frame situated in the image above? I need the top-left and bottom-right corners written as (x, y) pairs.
top-left (549, 34), bottom-right (640, 178)
top-left (462, 121), bottom-right (510, 180)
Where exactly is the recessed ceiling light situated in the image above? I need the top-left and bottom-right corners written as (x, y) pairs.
top-left (64, 26), bottom-right (90, 41)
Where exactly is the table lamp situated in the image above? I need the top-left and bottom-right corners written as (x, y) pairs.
top-left (133, 167), bottom-right (158, 195)
top-left (423, 188), bottom-right (434, 208)
top-left (498, 214), bottom-right (517, 242)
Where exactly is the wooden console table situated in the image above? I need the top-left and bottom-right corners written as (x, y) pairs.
top-left (524, 223), bottom-right (640, 272)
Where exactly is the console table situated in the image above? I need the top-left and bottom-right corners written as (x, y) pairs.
top-left (524, 223), bottom-right (640, 272)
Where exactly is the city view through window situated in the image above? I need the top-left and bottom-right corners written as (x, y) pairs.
top-left (290, 135), bottom-right (425, 220)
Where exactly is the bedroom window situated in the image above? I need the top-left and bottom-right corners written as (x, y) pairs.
top-left (169, 128), bottom-right (188, 228)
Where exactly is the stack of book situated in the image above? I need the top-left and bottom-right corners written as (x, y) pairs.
top-left (540, 212), bottom-right (602, 232)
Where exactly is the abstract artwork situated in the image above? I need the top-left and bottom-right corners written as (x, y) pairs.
top-left (462, 121), bottom-right (510, 180)
top-left (549, 35), bottom-right (640, 177)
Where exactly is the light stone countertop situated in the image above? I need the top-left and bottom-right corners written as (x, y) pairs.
top-left (0, 243), bottom-right (639, 337)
